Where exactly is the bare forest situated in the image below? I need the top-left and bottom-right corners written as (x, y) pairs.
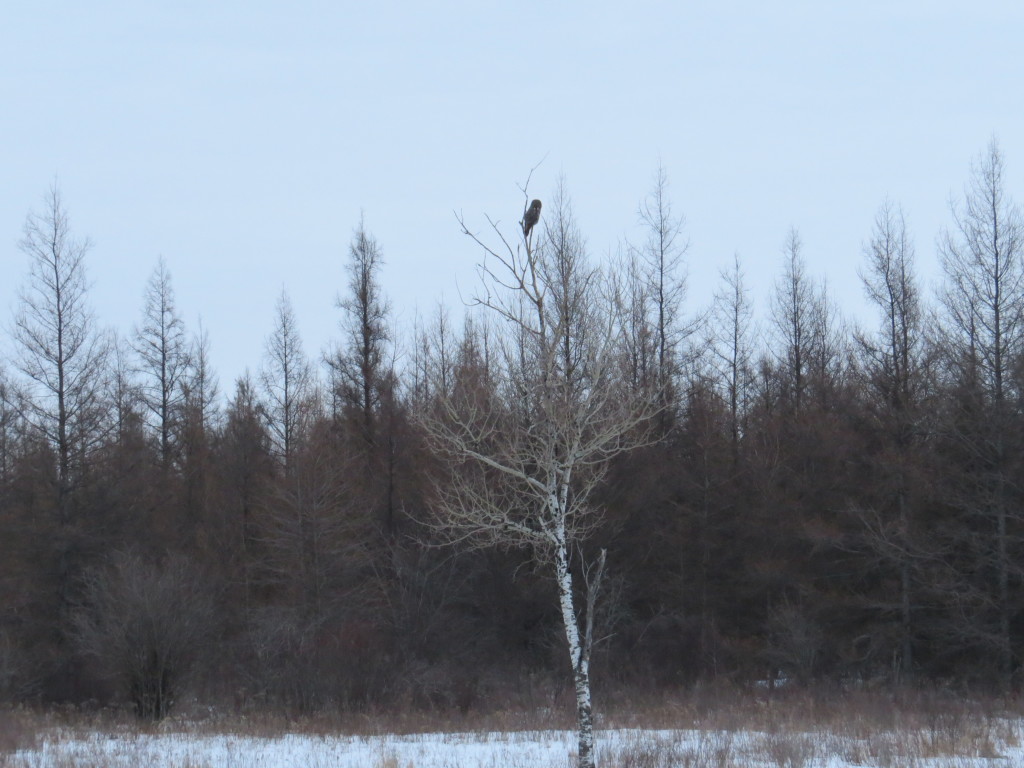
top-left (5, 141), bottom-right (1024, 726)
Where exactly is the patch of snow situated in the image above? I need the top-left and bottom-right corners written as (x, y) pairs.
top-left (9, 724), bottom-right (1024, 767)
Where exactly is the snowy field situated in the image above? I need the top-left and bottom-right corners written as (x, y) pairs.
top-left (7, 722), bottom-right (1024, 767)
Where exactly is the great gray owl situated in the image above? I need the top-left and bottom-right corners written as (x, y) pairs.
top-left (523, 199), bottom-right (542, 238)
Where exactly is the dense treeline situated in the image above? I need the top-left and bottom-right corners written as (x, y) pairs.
top-left (2, 140), bottom-right (1024, 718)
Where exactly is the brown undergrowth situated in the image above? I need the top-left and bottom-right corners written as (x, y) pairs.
top-left (3, 683), bottom-right (1023, 767)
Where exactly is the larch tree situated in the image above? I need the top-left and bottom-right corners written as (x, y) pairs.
top-left (329, 218), bottom-right (401, 534)
top-left (219, 374), bottom-right (273, 618)
top-left (937, 138), bottom-right (1024, 684)
top-left (13, 184), bottom-right (110, 524)
top-left (331, 219), bottom-right (390, 446)
top-left (260, 290), bottom-right (314, 475)
top-left (427, 181), bottom-right (656, 768)
top-left (855, 199), bottom-right (929, 679)
top-left (769, 228), bottom-right (843, 412)
top-left (178, 323), bottom-right (220, 545)
top-left (407, 305), bottom-right (454, 410)
top-left (108, 334), bottom-right (145, 451)
top-left (424, 303), bottom-right (457, 401)
top-left (634, 165), bottom-right (689, 406)
top-left (133, 257), bottom-right (190, 470)
top-left (12, 185), bottom-right (112, 695)
top-left (257, 448), bottom-right (361, 637)
top-left (104, 334), bottom-right (151, 546)
top-left (711, 253), bottom-right (757, 462)
top-left (770, 229), bottom-right (814, 412)
top-left (183, 323), bottom-right (219, 440)
top-left (0, 364), bottom-right (21, 487)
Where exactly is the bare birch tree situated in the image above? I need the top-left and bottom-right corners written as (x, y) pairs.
top-left (425, 180), bottom-right (655, 768)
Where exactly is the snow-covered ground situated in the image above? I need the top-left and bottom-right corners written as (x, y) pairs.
top-left (7, 723), bottom-right (1024, 768)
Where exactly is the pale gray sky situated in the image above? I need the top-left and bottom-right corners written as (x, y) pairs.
top-left (3, 1), bottom-right (1024, 391)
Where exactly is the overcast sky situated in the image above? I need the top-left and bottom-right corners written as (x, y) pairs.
top-left (3, 1), bottom-right (1024, 393)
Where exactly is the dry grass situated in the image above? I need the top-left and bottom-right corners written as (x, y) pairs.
top-left (595, 684), bottom-right (1024, 767)
top-left (3, 684), bottom-right (1024, 767)
top-left (0, 710), bottom-right (38, 757)
top-left (597, 731), bottom-right (737, 768)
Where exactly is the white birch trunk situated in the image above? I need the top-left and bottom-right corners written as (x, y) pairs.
top-left (554, 528), bottom-right (596, 768)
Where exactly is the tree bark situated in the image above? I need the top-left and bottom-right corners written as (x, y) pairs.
top-left (554, 539), bottom-right (605, 768)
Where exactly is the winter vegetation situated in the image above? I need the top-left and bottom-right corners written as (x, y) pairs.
top-left (3, 140), bottom-right (1024, 764)
top-left (5, 686), bottom-right (1024, 766)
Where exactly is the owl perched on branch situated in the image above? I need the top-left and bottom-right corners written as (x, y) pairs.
top-left (522, 199), bottom-right (542, 239)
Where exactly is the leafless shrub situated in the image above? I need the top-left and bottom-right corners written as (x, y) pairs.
top-left (0, 632), bottom-right (35, 704)
top-left (764, 605), bottom-right (823, 683)
top-left (72, 552), bottom-right (217, 721)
